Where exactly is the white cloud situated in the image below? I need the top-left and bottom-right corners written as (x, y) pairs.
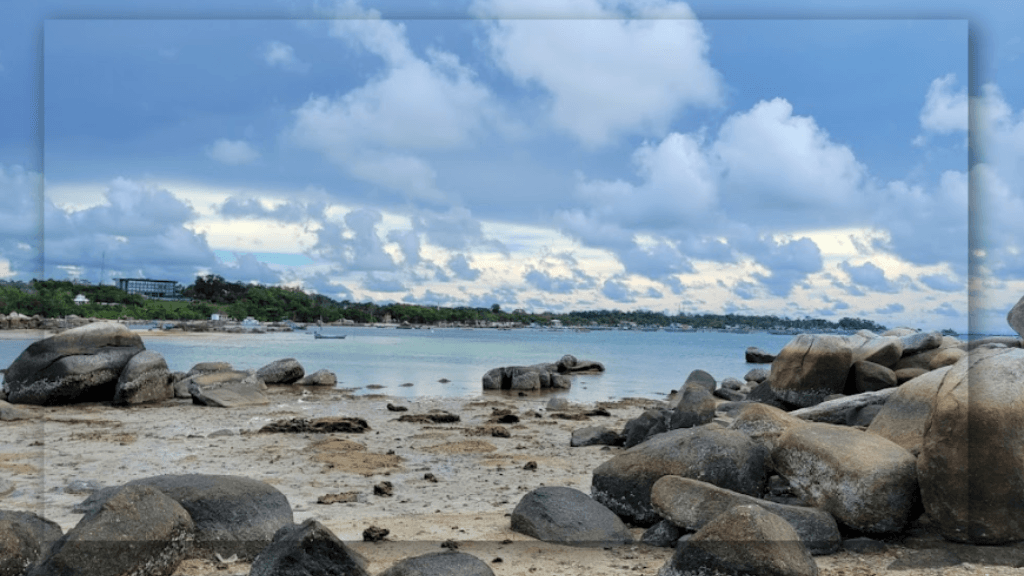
top-left (206, 139), bottom-right (260, 165)
top-left (264, 40), bottom-right (310, 73)
top-left (920, 74), bottom-right (968, 133)
top-left (448, 253), bottom-right (481, 281)
top-left (479, 0), bottom-right (722, 146)
top-left (0, 164), bottom-right (41, 278)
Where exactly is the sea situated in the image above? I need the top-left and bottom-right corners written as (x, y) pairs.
top-left (0, 327), bottom-right (799, 403)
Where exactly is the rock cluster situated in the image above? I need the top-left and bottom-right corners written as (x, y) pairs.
top-left (481, 354), bottom-right (604, 391)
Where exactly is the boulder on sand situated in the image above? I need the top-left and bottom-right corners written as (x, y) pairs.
top-left (668, 382), bottom-right (716, 429)
top-left (918, 346), bottom-right (1024, 544)
top-left (511, 486), bottom-right (633, 545)
top-left (378, 552), bottom-right (495, 576)
top-left (592, 424), bottom-right (767, 527)
top-left (256, 358), bottom-right (304, 385)
top-left (113, 350), bottom-right (172, 405)
top-left (5, 322), bottom-right (145, 405)
top-left (188, 370), bottom-right (269, 408)
top-left (769, 334), bottom-right (852, 408)
top-left (249, 519), bottom-right (370, 576)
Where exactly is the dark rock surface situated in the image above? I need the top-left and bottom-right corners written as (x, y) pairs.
top-left (256, 358), bottom-right (305, 385)
top-left (378, 552), bottom-right (496, 576)
top-left (511, 486), bottom-right (632, 545)
top-left (113, 350), bottom-right (173, 405)
top-left (249, 519), bottom-right (370, 576)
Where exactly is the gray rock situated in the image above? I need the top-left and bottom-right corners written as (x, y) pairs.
top-left (918, 347), bottom-right (1024, 544)
top-left (651, 475), bottom-right (840, 555)
top-left (0, 511), bottom-right (62, 576)
top-left (186, 362), bottom-right (233, 377)
top-left (745, 347), bottom-right (776, 363)
top-left (73, 474), bottom-right (293, 560)
top-left (865, 366), bottom-right (951, 456)
top-left (294, 369), bottom-right (336, 386)
top-left (188, 370), bottom-right (269, 408)
top-left (592, 425), bottom-right (767, 527)
top-left (656, 505), bottom-right (819, 576)
top-left (570, 426), bottom-right (623, 447)
top-left (511, 486), bottom-right (632, 545)
top-left (928, 347), bottom-right (966, 370)
top-left (729, 402), bottom-right (807, 455)
top-left (713, 387), bottom-right (747, 402)
top-left (547, 397), bottom-right (571, 411)
top-left (744, 367), bottom-right (770, 383)
top-left (567, 360), bottom-right (605, 373)
top-left (249, 519), bottom-right (370, 576)
top-left (29, 484), bottom-right (194, 576)
top-left (511, 370), bottom-right (541, 390)
top-left (848, 360), bottom-right (897, 393)
top-left (683, 369), bottom-right (716, 394)
top-left (966, 335), bottom-right (1023, 350)
top-left (770, 334), bottom-right (853, 408)
top-left (256, 358), bottom-right (304, 385)
top-left (788, 388), bottom-right (898, 426)
top-left (113, 350), bottom-right (172, 405)
top-left (669, 382), bottom-right (716, 429)
top-left (772, 423), bottom-right (918, 533)
top-left (556, 354), bottom-right (578, 372)
top-left (0, 400), bottom-right (32, 420)
top-left (5, 322), bottom-right (145, 405)
top-left (899, 331), bottom-right (943, 356)
top-left (882, 327), bottom-right (917, 338)
top-left (721, 377), bottom-right (744, 391)
top-left (850, 336), bottom-right (904, 368)
top-left (621, 408), bottom-right (671, 448)
top-left (378, 552), bottom-right (495, 576)
top-left (894, 367), bottom-right (928, 384)
top-left (641, 519), bottom-right (685, 548)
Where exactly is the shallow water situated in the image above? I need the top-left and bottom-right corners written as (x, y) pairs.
top-left (0, 326), bottom-right (796, 402)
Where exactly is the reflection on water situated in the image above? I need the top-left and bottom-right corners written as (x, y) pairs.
top-left (0, 326), bottom-right (796, 403)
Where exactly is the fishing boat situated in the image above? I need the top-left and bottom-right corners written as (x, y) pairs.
top-left (313, 332), bottom-right (346, 339)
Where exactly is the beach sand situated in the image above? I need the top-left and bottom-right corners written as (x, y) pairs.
top-left (1, 385), bottom-right (1020, 575)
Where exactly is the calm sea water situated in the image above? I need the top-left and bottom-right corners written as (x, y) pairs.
top-left (0, 327), bottom-right (797, 403)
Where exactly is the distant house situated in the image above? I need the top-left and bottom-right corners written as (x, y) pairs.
top-left (550, 319), bottom-right (563, 328)
top-left (73, 294), bottom-right (89, 306)
top-left (242, 316), bottom-right (259, 327)
top-left (210, 313), bottom-right (221, 321)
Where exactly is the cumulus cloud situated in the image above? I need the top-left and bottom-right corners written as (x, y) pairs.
top-left (477, 0), bottom-right (722, 146)
top-left (602, 276), bottom-right (635, 303)
top-left (839, 261), bottom-right (899, 294)
top-left (878, 170), bottom-right (968, 276)
top-left (363, 272), bottom-right (406, 293)
top-left (876, 303), bottom-right (905, 315)
top-left (264, 40), bottom-right (310, 73)
top-left (448, 253), bottom-right (481, 281)
top-left (218, 253), bottom-right (283, 285)
top-left (525, 268), bottom-right (575, 294)
top-left (919, 273), bottom-right (964, 292)
top-left (413, 206), bottom-right (505, 253)
top-left (309, 208), bottom-right (398, 272)
top-left (44, 178), bottom-right (217, 281)
top-left (206, 139), bottom-right (260, 165)
top-left (386, 229), bottom-right (422, 267)
top-left (219, 196), bottom-right (321, 223)
top-left (749, 237), bottom-right (823, 297)
top-left (0, 164), bottom-right (42, 278)
top-left (920, 74), bottom-right (968, 134)
top-left (289, 10), bottom-right (499, 202)
top-left (303, 270), bottom-right (354, 301)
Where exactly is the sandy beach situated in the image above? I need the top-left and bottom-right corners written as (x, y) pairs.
top-left (2, 381), bottom-right (1022, 576)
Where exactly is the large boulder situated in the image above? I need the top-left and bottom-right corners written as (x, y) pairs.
top-left (256, 358), bottom-right (304, 385)
top-left (918, 346), bottom-right (1024, 544)
top-left (745, 347), bottom-right (776, 363)
top-left (668, 382), bottom-right (716, 429)
top-left (769, 334), bottom-right (852, 407)
top-left (850, 335), bottom-right (904, 368)
top-left (5, 322), bottom-right (145, 405)
top-left (0, 511), bottom-right (63, 576)
top-left (787, 388), bottom-right (898, 427)
top-left (188, 370), bottom-right (269, 408)
top-left (682, 369), bottom-right (716, 394)
top-left (621, 408), bottom-right (670, 448)
top-left (656, 505), bottom-right (819, 576)
top-left (846, 360), bottom-right (897, 393)
top-left (729, 403), bottom-right (807, 455)
top-left (570, 426), bottom-right (623, 447)
top-left (378, 552), bottom-right (495, 576)
top-left (249, 519), bottom-right (370, 576)
top-left (772, 423), bottom-right (918, 533)
top-left (294, 369), bottom-right (336, 386)
top-left (899, 330), bottom-right (943, 356)
top-left (1010, 296), bottom-right (1024, 339)
top-left (29, 484), bottom-right (194, 576)
top-left (592, 425), bottom-right (767, 527)
top-left (651, 476), bottom-right (840, 555)
top-left (865, 366), bottom-right (951, 456)
top-left (112, 350), bottom-right (173, 405)
top-left (73, 474), bottom-right (293, 560)
top-left (511, 486), bottom-right (633, 545)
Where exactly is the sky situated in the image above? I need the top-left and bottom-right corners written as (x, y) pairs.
top-left (2, 1), bottom-right (1022, 334)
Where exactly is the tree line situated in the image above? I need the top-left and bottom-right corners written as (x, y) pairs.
top-left (0, 276), bottom-right (892, 332)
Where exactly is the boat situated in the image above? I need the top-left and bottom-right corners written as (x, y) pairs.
top-left (313, 332), bottom-right (346, 339)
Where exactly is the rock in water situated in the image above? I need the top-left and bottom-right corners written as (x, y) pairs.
top-left (745, 346), bottom-right (776, 363)
top-left (918, 347), bottom-right (1024, 544)
top-left (769, 334), bottom-right (852, 407)
top-left (772, 423), bottom-right (918, 534)
top-left (656, 505), bottom-right (819, 576)
top-left (511, 486), bottom-right (633, 545)
top-left (29, 484), bottom-right (194, 576)
top-left (249, 519), bottom-right (370, 576)
top-left (5, 322), bottom-right (145, 405)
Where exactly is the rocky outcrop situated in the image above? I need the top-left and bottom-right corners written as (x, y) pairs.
top-left (668, 382), bottom-right (716, 429)
top-left (113, 350), bottom-right (172, 405)
top-left (769, 334), bottom-right (852, 407)
top-left (481, 356), bottom-right (602, 391)
top-left (729, 402), bottom-right (807, 455)
top-left (865, 366), bottom-right (950, 456)
top-left (772, 423), bottom-right (918, 533)
top-left (5, 322), bottom-right (145, 405)
top-left (592, 424), bottom-right (767, 527)
top-left (294, 369), bottom-right (336, 386)
top-left (620, 408), bottom-right (671, 448)
top-left (787, 388), bottom-right (898, 426)
top-left (850, 334), bottom-right (903, 368)
top-left (650, 475), bottom-right (840, 555)
top-left (918, 346), bottom-right (1024, 544)
top-left (656, 505), bottom-right (819, 576)
top-left (511, 486), bottom-right (633, 545)
top-left (249, 519), bottom-right (370, 576)
top-left (745, 346), bottom-right (776, 363)
top-left (256, 358), bottom-right (304, 385)
top-left (846, 360), bottom-right (897, 393)
top-left (29, 484), bottom-right (194, 576)
top-left (570, 426), bottom-right (623, 447)
top-left (0, 511), bottom-right (62, 576)
top-left (74, 474), bottom-right (293, 560)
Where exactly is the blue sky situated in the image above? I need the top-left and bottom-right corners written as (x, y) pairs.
top-left (2, 1), bottom-right (1022, 334)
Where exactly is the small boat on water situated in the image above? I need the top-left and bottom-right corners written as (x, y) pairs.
top-left (313, 332), bottom-right (347, 339)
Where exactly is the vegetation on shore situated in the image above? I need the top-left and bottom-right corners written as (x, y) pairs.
top-left (0, 276), bottom-right (892, 332)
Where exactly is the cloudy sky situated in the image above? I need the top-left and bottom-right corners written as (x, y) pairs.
top-left (2, 1), bottom-right (1022, 334)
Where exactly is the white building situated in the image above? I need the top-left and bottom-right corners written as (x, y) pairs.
top-left (73, 294), bottom-right (89, 306)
